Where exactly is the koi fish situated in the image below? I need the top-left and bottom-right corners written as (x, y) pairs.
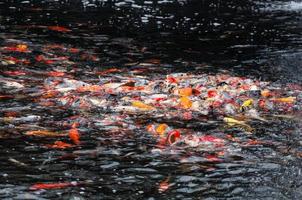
top-left (3, 56), bottom-right (30, 65)
top-left (69, 123), bottom-right (80, 145)
top-left (1, 80), bottom-right (24, 89)
top-left (47, 71), bottom-right (65, 77)
top-left (223, 117), bottom-right (253, 132)
top-left (144, 58), bottom-right (161, 64)
top-left (48, 26), bottom-right (71, 32)
top-left (3, 44), bottom-right (29, 52)
top-left (177, 88), bottom-right (193, 96)
top-left (29, 182), bottom-right (78, 190)
top-left (206, 154), bottom-right (222, 162)
top-left (35, 55), bottom-right (54, 64)
top-left (41, 90), bottom-right (59, 98)
top-left (155, 123), bottom-right (168, 135)
top-left (166, 130), bottom-right (181, 145)
top-left (96, 68), bottom-right (122, 75)
top-left (261, 89), bottom-right (271, 98)
top-left (16, 44), bottom-right (28, 51)
top-left (69, 48), bottom-right (80, 53)
top-left (158, 176), bottom-right (171, 193)
top-left (182, 111), bottom-right (193, 120)
top-left (271, 97), bottom-right (296, 104)
top-left (3, 70), bottom-right (27, 76)
top-left (207, 90), bottom-right (218, 98)
top-left (45, 141), bottom-right (73, 149)
top-left (77, 85), bottom-right (102, 93)
top-left (0, 95), bottom-right (14, 100)
top-left (8, 158), bottom-right (28, 167)
top-left (132, 101), bottom-right (155, 110)
top-left (240, 99), bottom-right (253, 112)
top-left (199, 135), bottom-right (224, 143)
top-left (223, 117), bottom-right (246, 126)
top-left (179, 96), bottom-right (192, 109)
top-left (147, 124), bottom-right (181, 145)
top-left (166, 76), bottom-right (178, 84)
top-left (25, 130), bottom-right (65, 137)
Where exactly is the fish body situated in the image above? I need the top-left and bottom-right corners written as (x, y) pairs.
top-left (25, 130), bottom-right (65, 137)
top-left (240, 99), bottom-right (253, 112)
top-left (271, 97), bottom-right (296, 104)
top-left (69, 124), bottom-right (80, 145)
top-left (30, 182), bottom-right (77, 190)
top-left (179, 96), bottom-right (192, 109)
top-left (223, 117), bottom-right (253, 132)
top-left (223, 117), bottom-right (246, 125)
top-left (1, 80), bottom-right (24, 89)
top-left (132, 101), bottom-right (155, 110)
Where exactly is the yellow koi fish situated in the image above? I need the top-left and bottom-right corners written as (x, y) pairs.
top-left (223, 117), bottom-right (253, 132)
top-left (132, 101), bottom-right (155, 110)
top-left (240, 99), bottom-right (253, 112)
top-left (179, 96), bottom-right (192, 109)
top-left (156, 123), bottom-right (168, 135)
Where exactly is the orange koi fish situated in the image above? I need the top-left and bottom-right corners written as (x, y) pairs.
top-left (271, 97), bottom-right (296, 104)
top-left (155, 123), bottom-right (168, 135)
top-left (261, 89), bottom-right (271, 98)
top-left (147, 124), bottom-right (181, 145)
top-left (77, 85), bottom-right (102, 93)
top-left (41, 90), bottom-right (59, 98)
top-left (47, 71), bottom-right (65, 77)
top-left (69, 48), bottom-right (80, 53)
top-left (3, 44), bottom-right (29, 52)
top-left (179, 96), bottom-right (192, 109)
top-left (144, 58), bottom-right (161, 64)
top-left (69, 123), bottom-right (80, 145)
top-left (45, 141), bottom-right (73, 149)
top-left (96, 68), bottom-right (122, 75)
top-left (48, 26), bottom-right (71, 32)
top-left (25, 130), bottom-right (65, 137)
top-left (158, 176), bottom-right (171, 193)
top-left (132, 101), bottom-right (155, 110)
top-left (177, 87), bottom-right (193, 97)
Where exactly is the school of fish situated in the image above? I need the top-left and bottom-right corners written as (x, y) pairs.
top-left (1, 37), bottom-right (302, 191)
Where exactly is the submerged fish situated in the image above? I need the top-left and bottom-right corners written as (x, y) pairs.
top-left (132, 101), bottom-right (155, 110)
top-left (25, 130), bottom-right (66, 137)
top-left (29, 182), bottom-right (78, 190)
top-left (69, 123), bottom-right (80, 145)
top-left (223, 117), bottom-right (253, 132)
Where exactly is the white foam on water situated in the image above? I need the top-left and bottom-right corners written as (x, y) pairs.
top-left (288, 1), bottom-right (302, 10)
top-left (259, 1), bottom-right (302, 11)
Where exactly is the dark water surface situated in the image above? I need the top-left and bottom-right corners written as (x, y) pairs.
top-left (0, 0), bottom-right (302, 199)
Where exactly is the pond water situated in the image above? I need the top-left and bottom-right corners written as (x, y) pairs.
top-left (0, 0), bottom-right (302, 199)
